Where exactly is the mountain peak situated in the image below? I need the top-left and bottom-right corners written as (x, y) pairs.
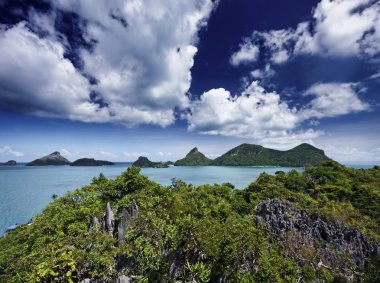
top-left (188, 147), bottom-right (199, 155)
top-left (26, 151), bottom-right (70, 166)
top-left (175, 147), bottom-right (212, 166)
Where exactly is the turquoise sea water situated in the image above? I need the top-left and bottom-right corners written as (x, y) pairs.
top-left (0, 163), bottom-right (374, 234)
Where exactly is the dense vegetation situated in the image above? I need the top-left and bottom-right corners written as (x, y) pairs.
top-left (0, 162), bottom-right (379, 282)
top-left (212, 143), bottom-right (330, 166)
top-left (174, 147), bottom-right (212, 166)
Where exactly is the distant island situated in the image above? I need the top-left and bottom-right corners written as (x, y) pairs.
top-left (174, 147), bottom-right (212, 166)
top-left (26, 152), bottom-right (114, 167)
top-left (0, 160), bottom-right (16, 166)
top-left (132, 156), bottom-right (172, 168)
top-left (26, 143), bottom-right (330, 168)
top-left (174, 143), bottom-right (330, 167)
top-left (26, 152), bottom-right (71, 166)
top-left (70, 158), bottom-right (115, 166)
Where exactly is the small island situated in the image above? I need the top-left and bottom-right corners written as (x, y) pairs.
top-left (0, 160), bottom-right (16, 166)
top-left (26, 152), bottom-right (70, 166)
top-left (70, 158), bottom-right (115, 166)
top-left (132, 156), bottom-right (172, 168)
top-left (174, 147), bottom-right (212, 166)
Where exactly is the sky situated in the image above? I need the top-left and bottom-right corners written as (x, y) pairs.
top-left (0, 0), bottom-right (379, 164)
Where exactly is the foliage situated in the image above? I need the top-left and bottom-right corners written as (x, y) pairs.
top-left (0, 163), bottom-right (379, 282)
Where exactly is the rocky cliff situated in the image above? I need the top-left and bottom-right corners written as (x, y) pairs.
top-left (254, 199), bottom-right (380, 277)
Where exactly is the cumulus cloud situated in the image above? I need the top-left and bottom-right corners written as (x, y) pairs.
top-left (156, 151), bottom-right (172, 156)
top-left (186, 80), bottom-right (369, 147)
top-left (123, 151), bottom-right (149, 157)
top-left (230, 41), bottom-right (260, 66)
top-left (233, 0), bottom-right (380, 66)
top-left (301, 82), bottom-right (370, 119)
top-left (0, 146), bottom-right (24, 157)
top-left (0, 23), bottom-right (100, 121)
top-left (0, 0), bottom-right (217, 127)
top-left (250, 64), bottom-right (275, 79)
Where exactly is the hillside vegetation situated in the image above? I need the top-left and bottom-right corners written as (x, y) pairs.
top-left (176, 143), bottom-right (330, 167)
top-left (0, 162), bottom-right (379, 282)
top-left (174, 147), bottom-right (212, 166)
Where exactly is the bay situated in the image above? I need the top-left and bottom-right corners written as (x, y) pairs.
top-left (0, 163), bottom-right (372, 234)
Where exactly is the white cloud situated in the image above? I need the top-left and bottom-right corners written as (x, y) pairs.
top-left (186, 81), bottom-right (305, 147)
top-left (250, 64), bottom-right (275, 79)
top-left (0, 1), bottom-right (217, 127)
top-left (236, 0), bottom-right (380, 65)
top-left (0, 146), bottom-right (24, 157)
top-left (301, 82), bottom-right (370, 119)
top-left (156, 151), bottom-right (172, 156)
top-left (311, 0), bottom-right (379, 56)
top-left (99, 151), bottom-right (117, 158)
top-left (187, 80), bottom-right (369, 148)
top-left (230, 41), bottom-right (260, 66)
top-left (60, 148), bottom-right (72, 156)
top-left (0, 23), bottom-right (100, 120)
top-left (123, 151), bottom-right (149, 157)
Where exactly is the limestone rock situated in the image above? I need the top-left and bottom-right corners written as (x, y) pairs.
top-left (104, 202), bottom-right (115, 236)
top-left (254, 199), bottom-right (380, 271)
top-left (116, 275), bottom-right (131, 283)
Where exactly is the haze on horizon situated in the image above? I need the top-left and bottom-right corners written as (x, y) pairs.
top-left (0, 0), bottom-right (379, 164)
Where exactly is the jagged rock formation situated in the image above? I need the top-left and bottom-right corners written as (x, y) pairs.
top-left (104, 202), bottom-right (115, 236)
top-left (26, 151), bottom-right (70, 166)
top-left (70, 158), bottom-right (114, 166)
top-left (90, 201), bottom-right (139, 245)
top-left (80, 275), bottom-right (131, 283)
top-left (86, 201), bottom-right (139, 281)
top-left (0, 160), bottom-right (16, 166)
top-left (254, 199), bottom-right (380, 273)
top-left (174, 147), bottom-right (212, 166)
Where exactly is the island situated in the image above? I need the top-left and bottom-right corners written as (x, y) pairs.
top-left (0, 160), bottom-right (16, 166)
top-left (174, 143), bottom-right (331, 167)
top-left (26, 151), bottom-right (71, 166)
top-left (174, 147), bottom-right (212, 166)
top-left (132, 156), bottom-right (171, 168)
top-left (70, 158), bottom-right (115, 166)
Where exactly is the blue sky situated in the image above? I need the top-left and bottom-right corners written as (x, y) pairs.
top-left (0, 0), bottom-right (379, 163)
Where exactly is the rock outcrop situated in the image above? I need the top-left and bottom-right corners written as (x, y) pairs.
top-left (254, 199), bottom-right (380, 272)
top-left (26, 151), bottom-right (70, 166)
top-left (90, 201), bottom-right (139, 245)
top-left (70, 158), bottom-right (114, 166)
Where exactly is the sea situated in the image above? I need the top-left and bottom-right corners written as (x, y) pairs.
top-left (0, 163), bottom-right (374, 235)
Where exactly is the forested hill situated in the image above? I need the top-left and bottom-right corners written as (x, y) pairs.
top-left (212, 143), bottom-right (331, 166)
top-left (174, 143), bottom-right (331, 167)
top-left (0, 161), bottom-right (379, 282)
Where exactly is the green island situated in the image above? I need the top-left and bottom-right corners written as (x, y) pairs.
top-left (0, 161), bottom-right (379, 282)
top-left (132, 156), bottom-right (173, 168)
top-left (174, 143), bottom-right (330, 167)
